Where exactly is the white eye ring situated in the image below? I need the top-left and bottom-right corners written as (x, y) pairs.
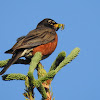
top-left (48, 20), bottom-right (52, 23)
top-left (48, 20), bottom-right (55, 25)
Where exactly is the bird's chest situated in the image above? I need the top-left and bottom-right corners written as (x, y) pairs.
top-left (32, 34), bottom-right (58, 58)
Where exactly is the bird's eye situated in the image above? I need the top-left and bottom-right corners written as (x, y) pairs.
top-left (48, 20), bottom-right (54, 26)
top-left (48, 20), bottom-right (52, 24)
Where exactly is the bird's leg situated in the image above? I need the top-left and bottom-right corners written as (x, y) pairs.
top-left (15, 58), bottom-right (31, 65)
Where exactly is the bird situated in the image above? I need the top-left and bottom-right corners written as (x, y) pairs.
top-left (0, 18), bottom-right (64, 75)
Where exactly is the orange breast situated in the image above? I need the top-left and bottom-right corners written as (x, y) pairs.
top-left (32, 34), bottom-right (58, 58)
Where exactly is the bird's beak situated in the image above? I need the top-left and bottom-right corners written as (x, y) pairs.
top-left (53, 23), bottom-right (64, 31)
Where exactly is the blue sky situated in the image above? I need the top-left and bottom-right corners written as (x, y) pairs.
top-left (0, 0), bottom-right (100, 100)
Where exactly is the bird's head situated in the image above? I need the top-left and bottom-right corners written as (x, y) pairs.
top-left (37, 18), bottom-right (64, 31)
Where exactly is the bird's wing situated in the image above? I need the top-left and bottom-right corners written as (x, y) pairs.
top-left (12, 28), bottom-right (56, 51)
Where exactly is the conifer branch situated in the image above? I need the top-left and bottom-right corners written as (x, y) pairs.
top-left (0, 48), bottom-right (80, 100)
top-left (55, 47), bottom-right (80, 72)
top-left (0, 59), bottom-right (9, 68)
top-left (49, 51), bottom-right (66, 71)
top-left (2, 73), bottom-right (26, 81)
top-left (26, 52), bottom-right (42, 100)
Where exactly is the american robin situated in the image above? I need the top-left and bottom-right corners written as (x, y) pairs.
top-left (0, 18), bottom-right (64, 75)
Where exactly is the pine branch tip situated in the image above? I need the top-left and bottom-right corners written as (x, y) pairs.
top-left (2, 73), bottom-right (26, 81)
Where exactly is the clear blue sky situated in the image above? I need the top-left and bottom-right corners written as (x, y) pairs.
top-left (0, 0), bottom-right (100, 100)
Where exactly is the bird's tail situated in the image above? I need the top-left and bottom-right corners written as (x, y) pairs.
top-left (0, 51), bottom-right (22, 75)
top-left (5, 49), bottom-right (13, 54)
